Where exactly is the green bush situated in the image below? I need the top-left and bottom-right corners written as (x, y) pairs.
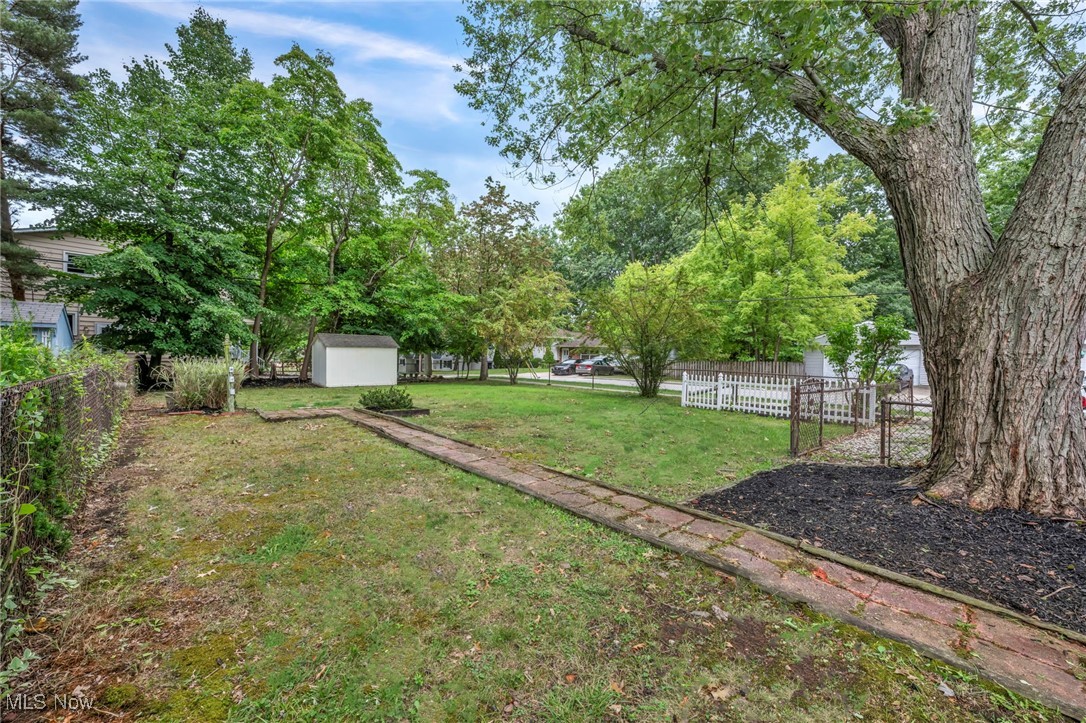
top-left (0, 320), bottom-right (57, 387)
top-left (156, 357), bottom-right (228, 410)
top-left (358, 386), bottom-right (414, 411)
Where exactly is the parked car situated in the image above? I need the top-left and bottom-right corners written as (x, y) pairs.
top-left (891, 363), bottom-right (913, 390)
top-left (551, 358), bottom-right (580, 375)
top-left (576, 356), bottom-right (617, 375)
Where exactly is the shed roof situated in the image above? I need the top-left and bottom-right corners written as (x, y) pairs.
top-left (0, 299), bottom-right (67, 327)
top-left (315, 333), bottom-right (398, 349)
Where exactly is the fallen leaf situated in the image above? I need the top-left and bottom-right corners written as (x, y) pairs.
top-left (564, 673), bottom-right (577, 684)
top-left (609, 704), bottom-right (623, 714)
top-left (609, 680), bottom-right (624, 694)
top-left (922, 568), bottom-right (946, 580)
top-left (702, 683), bottom-right (734, 701)
top-left (812, 568), bottom-right (829, 582)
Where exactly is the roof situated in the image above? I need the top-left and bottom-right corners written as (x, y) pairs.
top-left (314, 333), bottom-right (398, 349)
top-left (811, 321), bottom-right (920, 347)
top-left (0, 299), bottom-right (67, 327)
top-left (557, 336), bottom-right (604, 349)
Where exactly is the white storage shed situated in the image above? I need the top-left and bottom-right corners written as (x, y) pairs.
top-left (804, 323), bottom-right (928, 386)
top-left (311, 333), bottom-right (399, 388)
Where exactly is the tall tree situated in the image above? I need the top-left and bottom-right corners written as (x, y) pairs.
top-left (555, 162), bottom-right (700, 293)
top-left (0, 0), bottom-right (83, 299)
top-left (51, 10), bottom-right (255, 383)
top-left (803, 155), bottom-right (914, 326)
top-left (680, 167), bottom-right (873, 362)
top-left (432, 178), bottom-right (553, 379)
top-left (297, 98), bottom-right (401, 378)
top-left (222, 45), bottom-right (345, 375)
top-left (458, 1), bottom-right (1086, 514)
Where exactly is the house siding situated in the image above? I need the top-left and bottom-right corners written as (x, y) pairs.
top-left (1, 231), bottom-right (116, 339)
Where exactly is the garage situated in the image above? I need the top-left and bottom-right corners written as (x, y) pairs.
top-left (804, 324), bottom-right (927, 386)
top-left (311, 333), bottom-right (399, 388)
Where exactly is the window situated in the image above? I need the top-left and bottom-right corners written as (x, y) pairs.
top-left (64, 252), bottom-right (93, 275)
top-left (95, 322), bottom-right (112, 335)
top-left (33, 328), bottom-right (55, 348)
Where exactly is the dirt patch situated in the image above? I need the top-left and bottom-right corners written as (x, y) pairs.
top-left (8, 401), bottom-right (236, 721)
top-left (690, 463), bottom-right (1086, 635)
top-left (726, 617), bottom-right (779, 658)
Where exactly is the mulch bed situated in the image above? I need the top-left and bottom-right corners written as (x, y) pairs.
top-left (241, 377), bottom-right (314, 388)
top-left (690, 463), bottom-right (1086, 635)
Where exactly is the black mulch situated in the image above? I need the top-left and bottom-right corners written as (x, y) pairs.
top-left (690, 464), bottom-right (1086, 635)
top-left (240, 377), bottom-right (314, 388)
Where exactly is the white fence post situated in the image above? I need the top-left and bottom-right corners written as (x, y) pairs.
top-left (716, 373), bottom-right (724, 410)
top-left (681, 371), bottom-right (688, 407)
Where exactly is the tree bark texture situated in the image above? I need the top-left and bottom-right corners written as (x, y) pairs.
top-left (814, 8), bottom-right (1086, 514)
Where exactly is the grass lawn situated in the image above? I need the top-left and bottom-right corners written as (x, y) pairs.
top-left (239, 381), bottom-right (848, 502)
top-left (30, 406), bottom-right (1055, 721)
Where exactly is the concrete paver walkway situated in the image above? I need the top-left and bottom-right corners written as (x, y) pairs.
top-left (259, 406), bottom-right (1086, 718)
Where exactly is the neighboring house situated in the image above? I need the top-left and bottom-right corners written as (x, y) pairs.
top-left (805, 322), bottom-right (928, 386)
top-left (1, 299), bottom-right (75, 355)
top-left (556, 334), bottom-right (606, 361)
top-left (0, 227), bottom-right (115, 339)
top-left (312, 333), bottom-right (398, 388)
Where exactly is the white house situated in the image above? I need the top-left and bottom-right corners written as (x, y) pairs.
top-left (311, 333), bottom-right (398, 388)
top-left (804, 322), bottom-right (928, 386)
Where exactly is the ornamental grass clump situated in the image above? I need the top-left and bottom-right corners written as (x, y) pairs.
top-left (358, 386), bottom-right (413, 411)
top-left (157, 357), bottom-right (228, 410)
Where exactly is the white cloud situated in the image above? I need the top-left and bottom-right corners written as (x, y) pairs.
top-left (116, 1), bottom-right (460, 69)
top-left (338, 69), bottom-right (461, 124)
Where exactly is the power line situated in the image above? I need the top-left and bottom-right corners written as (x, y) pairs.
top-left (705, 290), bottom-right (911, 304)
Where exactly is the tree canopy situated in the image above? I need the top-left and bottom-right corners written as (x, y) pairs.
top-left (0, 0), bottom-right (84, 299)
top-left (679, 166), bottom-right (873, 362)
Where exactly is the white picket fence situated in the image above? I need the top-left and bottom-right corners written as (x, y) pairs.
top-left (680, 372), bottom-right (878, 425)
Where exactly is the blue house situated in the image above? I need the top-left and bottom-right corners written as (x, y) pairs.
top-left (1, 300), bottom-right (75, 355)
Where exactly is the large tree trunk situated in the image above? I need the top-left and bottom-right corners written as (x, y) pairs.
top-left (478, 353), bottom-right (489, 381)
top-left (857, 12), bottom-right (1086, 515)
top-left (914, 63), bottom-right (1086, 515)
top-left (786, 6), bottom-right (1086, 514)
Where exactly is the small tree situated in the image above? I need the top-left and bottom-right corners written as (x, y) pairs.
top-left (587, 262), bottom-right (707, 397)
top-left (823, 316), bottom-right (909, 385)
top-left (856, 315), bottom-right (909, 384)
top-left (479, 271), bottom-right (571, 384)
top-left (824, 323), bottom-right (859, 381)
top-left (542, 346), bottom-right (556, 367)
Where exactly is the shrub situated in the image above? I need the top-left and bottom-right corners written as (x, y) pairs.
top-left (0, 320), bottom-right (57, 387)
top-left (359, 386), bottom-right (413, 411)
top-left (156, 357), bottom-right (228, 410)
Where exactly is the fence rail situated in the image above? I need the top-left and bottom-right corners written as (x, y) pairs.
top-left (666, 360), bottom-right (806, 380)
top-left (1, 365), bottom-right (131, 669)
top-left (681, 372), bottom-right (878, 427)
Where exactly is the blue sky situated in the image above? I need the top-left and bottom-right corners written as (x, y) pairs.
top-left (19, 0), bottom-right (587, 226)
top-left (21, 0), bottom-right (847, 228)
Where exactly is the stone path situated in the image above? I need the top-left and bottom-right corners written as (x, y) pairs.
top-left (258, 406), bottom-right (1086, 718)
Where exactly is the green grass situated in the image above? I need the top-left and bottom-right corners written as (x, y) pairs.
top-left (41, 411), bottom-right (1055, 721)
top-left (239, 381), bottom-right (846, 502)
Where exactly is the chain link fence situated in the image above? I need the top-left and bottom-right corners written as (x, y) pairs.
top-left (880, 398), bottom-right (933, 466)
top-left (1, 365), bottom-right (131, 669)
top-left (789, 379), bottom-right (893, 456)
